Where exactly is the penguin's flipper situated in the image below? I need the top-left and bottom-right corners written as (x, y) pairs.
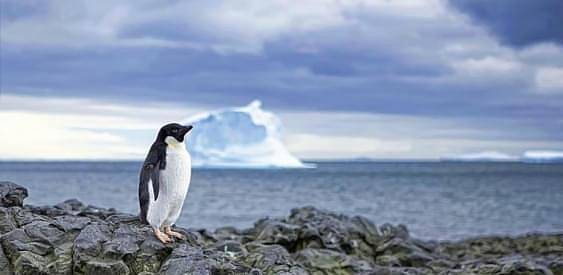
top-left (139, 160), bottom-right (162, 223)
top-left (138, 166), bottom-right (152, 223)
top-left (142, 142), bottom-right (167, 201)
top-left (149, 164), bottom-right (160, 200)
top-left (139, 142), bottom-right (168, 223)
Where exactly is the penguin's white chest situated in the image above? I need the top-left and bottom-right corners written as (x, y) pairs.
top-left (146, 144), bottom-right (191, 227)
top-left (160, 146), bottom-right (191, 203)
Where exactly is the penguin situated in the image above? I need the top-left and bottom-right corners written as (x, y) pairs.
top-left (138, 123), bottom-right (193, 243)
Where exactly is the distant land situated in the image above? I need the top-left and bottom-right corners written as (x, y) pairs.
top-left (441, 150), bottom-right (563, 163)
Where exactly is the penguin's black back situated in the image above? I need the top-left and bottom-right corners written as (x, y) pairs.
top-left (138, 141), bottom-right (167, 223)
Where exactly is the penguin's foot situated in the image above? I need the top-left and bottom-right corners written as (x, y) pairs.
top-left (154, 228), bottom-right (172, 243)
top-left (164, 226), bottom-right (185, 240)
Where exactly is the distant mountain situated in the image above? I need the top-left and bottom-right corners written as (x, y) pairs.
top-left (522, 150), bottom-right (563, 163)
top-left (442, 151), bottom-right (518, 162)
top-left (443, 150), bottom-right (563, 163)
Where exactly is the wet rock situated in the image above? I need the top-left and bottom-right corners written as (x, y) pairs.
top-left (129, 238), bottom-right (171, 274)
top-left (375, 236), bottom-right (436, 267)
top-left (81, 259), bottom-right (130, 275)
top-left (53, 215), bottom-right (91, 232)
top-left (295, 248), bottom-right (374, 274)
top-left (0, 181), bottom-right (28, 207)
top-left (24, 220), bottom-right (67, 246)
top-left (48, 242), bottom-right (74, 275)
top-left (0, 244), bottom-right (12, 275)
top-left (252, 206), bottom-right (383, 263)
top-left (243, 243), bottom-right (308, 275)
top-left (55, 199), bottom-right (86, 214)
top-left (13, 251), bottom-right (48, 275)
top-left (213, 226), bottom-right (243, 241)
top-left (73, 223), bottom-right (112, 273)
top-left (0, 207), bottom-right (17, 234)
top-left (253, 218), bottom-right (301, 248)
top-left (212, 239), bottom-right (246, 255)
top-left (159, 244), bottom-right (252, 275)
top-left (1, 228), bottom-right (52, 262)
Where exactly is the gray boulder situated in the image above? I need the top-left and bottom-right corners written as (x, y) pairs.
top-left (0, 182), bottom-right (28, 207)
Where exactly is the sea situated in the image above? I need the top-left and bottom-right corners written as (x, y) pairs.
top-left (1, 161), bottom-right (562, 240)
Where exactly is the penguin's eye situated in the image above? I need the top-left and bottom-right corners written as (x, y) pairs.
top-left (171, 129), bottom-right (179, 133)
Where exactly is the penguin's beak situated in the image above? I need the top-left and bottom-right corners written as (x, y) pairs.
top-left (182, 125), bottom-right (193, 135)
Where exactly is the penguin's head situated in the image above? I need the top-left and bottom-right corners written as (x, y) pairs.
top-left (157, 123), bottom-right (193, 144)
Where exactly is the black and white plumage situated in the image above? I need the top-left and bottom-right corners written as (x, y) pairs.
top-left (138, 123), bottom-right (193, 243)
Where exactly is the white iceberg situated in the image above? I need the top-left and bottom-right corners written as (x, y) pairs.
top-left (182, 100), bottom-right (308, 168)
top-left (522, 150), bottom-right (563, 163)
top-left (442, 151), bottom-right (518, 162)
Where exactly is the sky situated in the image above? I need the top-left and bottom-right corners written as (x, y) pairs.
top-left (1, 0), bottom-right (562, 160)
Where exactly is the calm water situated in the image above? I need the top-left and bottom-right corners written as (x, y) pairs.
top-left (1, 161), bottom-right (562, 240)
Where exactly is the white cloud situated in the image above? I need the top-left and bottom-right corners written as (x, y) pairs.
top-left (535, 67), bottom-right (563, 93)
top-left (0, 94), bottom-right (204, 160)
top-left (278, 110), bottom-right (563, 159)
top-left (0, 111), bottom-right (143, 160)
top-left (0, 0), bottom-right (458, 53)
top-left (285, 134), bottom-right (412, 159)
top-left (452, 56), bottom-right (523, 74)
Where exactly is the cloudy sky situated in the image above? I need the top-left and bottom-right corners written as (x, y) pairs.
top-left (1, 0), bottom-right (562, 160)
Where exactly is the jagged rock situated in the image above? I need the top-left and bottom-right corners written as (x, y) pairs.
top-left (159, 244), bottom-right (252, 275)
top-left (243, 243), bottom-right (308, 274)
top-left (0, 244), bottom-right (12, 275)
top-left (53, 215), bottom-right (91, 232)
top-left (81, 259), bottom-right (130, 275)
top-left (13, 251), bottom-right (49, 275)
top-left (0, 182), bottom-right (28, 207)
top-left (0, 182), bottom-right (561, 275)
top-left (48, 242), bottom-right (73, 275)
top-left (438, 233), bottom-right (563, 260)
top-left (294, 248), bottom-right (374, 274)
top-left (251, 206), bottom-right (383, 263)
top-left (0, 207), bottom-right (17, 234)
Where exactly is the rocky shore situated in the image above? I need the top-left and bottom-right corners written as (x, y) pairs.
top-left (0, 181), bottom-right (561, 275)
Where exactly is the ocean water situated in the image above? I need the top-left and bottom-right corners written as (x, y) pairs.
top-left (0, 161), bottom-right (562, 240)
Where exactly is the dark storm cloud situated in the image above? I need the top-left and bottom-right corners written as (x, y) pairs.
top-left (2, 42), bottom-right (551, 121)
top-left (0, 0), bottom-right (48, 21)
top-left (0, 0), bottom-right (562, 132)
top-left (448, 0), bottom-right (563, 47)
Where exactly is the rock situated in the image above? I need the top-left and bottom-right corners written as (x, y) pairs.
top-left (244, 243), bottom-right (308, 274)
top-left (0, 244), bottom-right (12, 275)
top-left (0, 207), bottom-right (17, 234)
top-left (82, 259), bottom-right (130, 275)
top-left (48, 242), bottom-right (74, 275)
top-left (251, 206), bottom-right (383, 263)
top-left (24, 220), bottom-right (67, 246)
top-left (0, 181), bottom-right (561, 275)
top-left (253, 218), bottom-right (301, 248)
top-left (295, 248), bottom-right (374, 274)
top-left (128, 238), bottom-right (171, 274)
top-left (0, 182), bottom-right (28, 207)
top-left (13, 251), bottom-right (48, 275)
top-left (73, 223), bottom-right (112, 273)
top-left (53, 215), bottom-right (91, 232)
top-left (212, 239), bottom-right (246, 255)
top-left (159, 244), bottom-right (252, 275)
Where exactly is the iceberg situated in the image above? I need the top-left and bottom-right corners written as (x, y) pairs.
top-left (182, 100), bottom-right (308, 168)
top-left (522, 150), bottom-right (563, 163)
top-left (442, 151), bottom-right (518, 162)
